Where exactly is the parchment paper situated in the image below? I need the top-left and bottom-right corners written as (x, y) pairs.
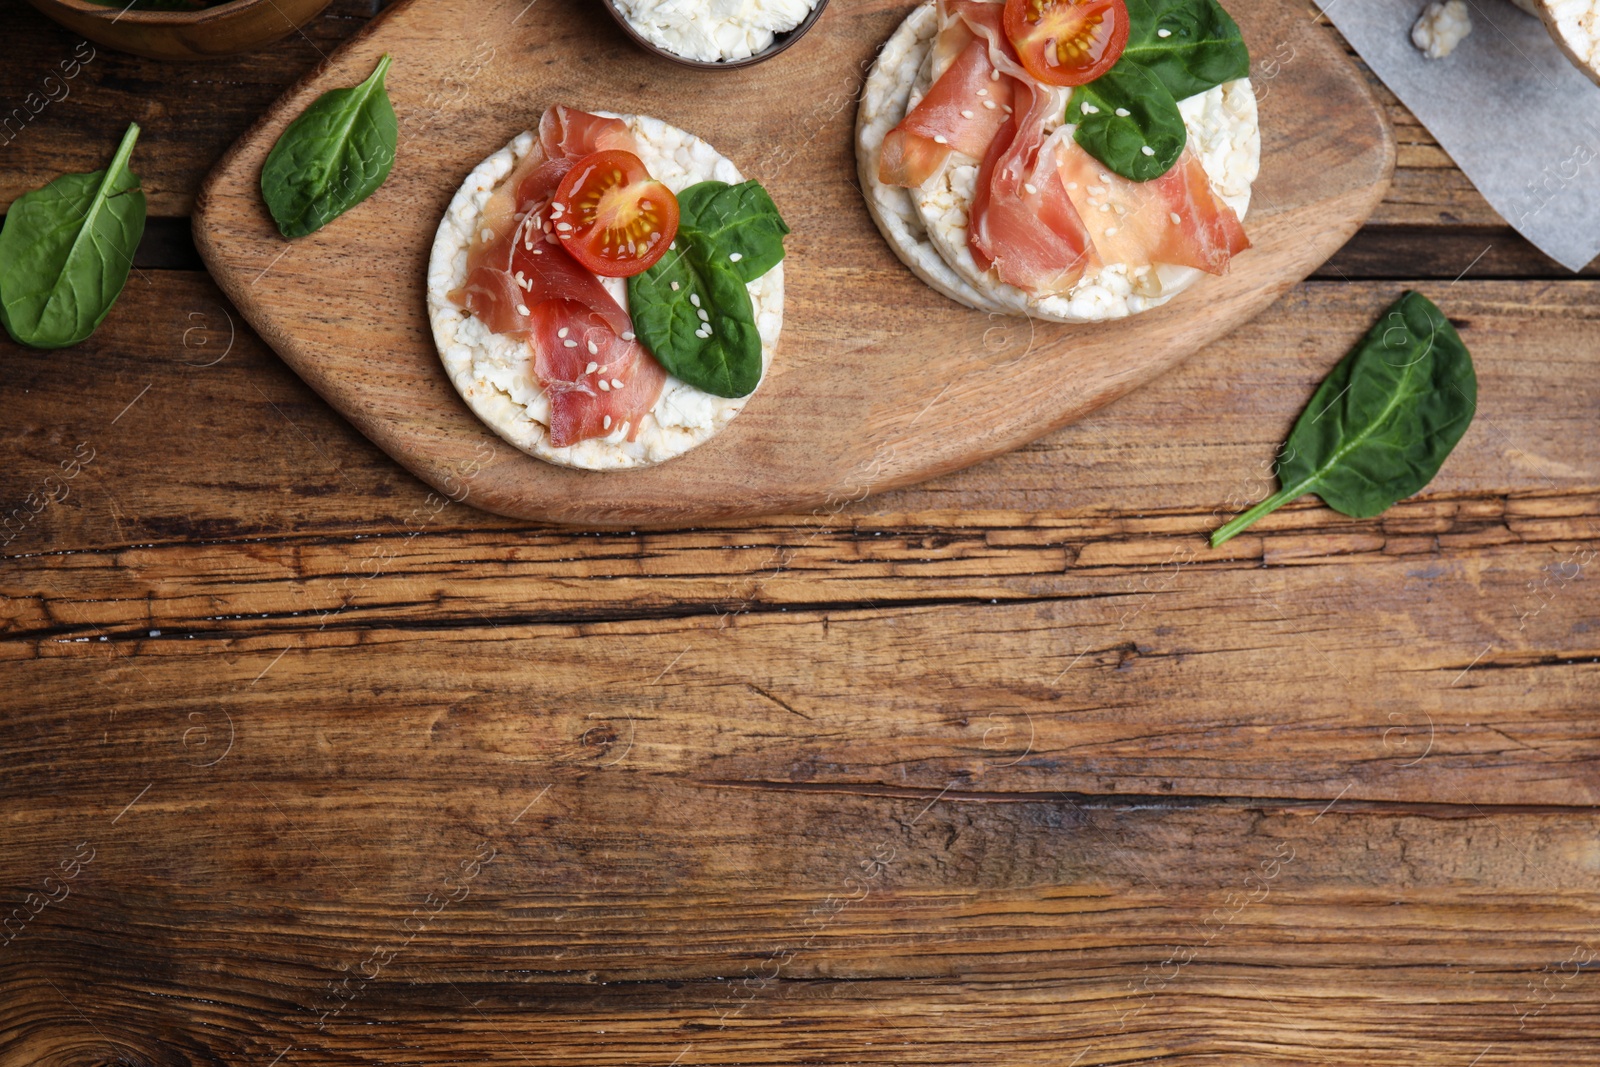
top-left (1316, 0), bottom-right (1600, 271)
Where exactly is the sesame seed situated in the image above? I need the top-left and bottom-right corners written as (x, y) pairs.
top-left (729, 252), bottom-right (743, 262)
top-left (991, 68), bottom-right (1000, 81)
top-left (585, 361), bottom-right (599, 374)
top-left (671, 281), bottom-right (680, 291)
top-left (933, 135), bottom-right (948, 145)
top-left (961, 109), bottom-right (974, 119)
top-left (599, 379), bottom-right (610, 391)
top-left (1170, 212), bottom-right (1182, 225)
top-left (689, 293), bottom-right (701, 307)
top-left (587, 340), bottom-right (599, 355)
top-left (480, 228), bottom-right (493, 242)
top-left (1100, 173), bottom-right (1112, 183)
top-left (977, 87), bottom-right (989, 97)
top-left (1002, 105), bottom-right (1012, 114)
top-left (1099, 204), bottom-right (1111, 213)
top-left (1140, 145), bottom-right (1155, 157)
top-left (610, 378), bottom-right (624, 389)
top-left (1024, 182), bottom-right (1039, 195)
top-left (1106, 227), bottom-right (1118, 236)
top-left (697, 309), bottom-right (710, 322)
top-left (622, 330), bottom-right (635, 341)
top-left (1082, 104), bottom-right (1099, 115)
top-left (1089, 185), bottom-right (1106, 195)
top-left (603, 415), bottom-right (612, 429)
top-left (1115, 108), bottom-right (1130, 117)
top-left (563, 339), bottom-right (578, 348)
top-left (982, 100), bottom-right (997, 110)
top-left (1157, 27), bottom-right (1172, 37)
top-left (516, 304), bottom-right (530, 316)
top-left (1066, 181), bottom-right (1079, 190)
top-left (556, 222), bottom-right (572, 231)
top-left (558, 328), bottom-right (569, 338)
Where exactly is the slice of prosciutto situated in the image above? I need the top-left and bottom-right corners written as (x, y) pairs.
top-left (528, 300), bottom-right (667, 448)
top-left (878, 0), bottom-right (1246, 296)
top-left (452, 106), bottom-right (665, 449)
top-left (947, 1), bottom-right (1093, 293)
top-left (1055, 139), bottom-right (1250, 275)
top-left (880, 0), bottom-right (1017, 189)
top-left (968, 75), bottom-right (1093, 293)
top-left (878, 31), bottom-right (1015, 188)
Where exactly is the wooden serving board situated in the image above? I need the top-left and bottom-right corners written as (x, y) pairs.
top-left (194, 0), bottom-right (1393, 526)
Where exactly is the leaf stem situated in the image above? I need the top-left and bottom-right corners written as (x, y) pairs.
top-left (1209, 482), bottom-right (1311, 548)
top-left (107, 122), bottom-right (142, 181)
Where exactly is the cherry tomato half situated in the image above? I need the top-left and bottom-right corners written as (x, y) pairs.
top-left (1004, 0), bottom-right (1130, 87)
top-left (548, 149), bottom-right (679, 278)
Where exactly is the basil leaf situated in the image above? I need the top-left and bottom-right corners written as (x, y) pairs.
top-left (627, 180), bottom-right (788, 399)
top-left (261, 54), bottom-right (397, 239)
top-left (1211, 293), bottom-right (1477, 547)
top-left (1121, 0), bottom-right (1251, 102)
top-left (1069, 65), bottom-right (1187, 183)
top-left (674, 181), bottom-right (791, 283)
top-left (0, 122), bottom-right (145, 350)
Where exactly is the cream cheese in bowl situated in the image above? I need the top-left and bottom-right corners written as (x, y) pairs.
top-left (611, 0), bottom-right (819, 64)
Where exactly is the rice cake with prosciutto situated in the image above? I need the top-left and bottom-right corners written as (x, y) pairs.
top-left (427, 113), bottom-right (783, 471)
top-left (857, 0), bottom-right (1260, 324)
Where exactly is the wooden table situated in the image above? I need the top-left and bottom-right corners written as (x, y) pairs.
top-left (3, 2), bottom-right (1597, 1064)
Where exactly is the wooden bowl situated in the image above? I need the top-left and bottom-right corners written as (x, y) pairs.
top-left (599, 0), bottom-right (831, 70)
top-left (23, 0), bottom-right (335, 61)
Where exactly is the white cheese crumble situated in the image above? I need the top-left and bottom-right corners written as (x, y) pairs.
top-left (614, 0), bottom-right (817, 63)
top-left (426, 114), bottom-right (782, 472)
top-left (1412, 0), bottom-right (1473, 59)
top-left (855, 1), bottom-right (1260, 325)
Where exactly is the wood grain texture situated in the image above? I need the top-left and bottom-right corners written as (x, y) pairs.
top-left (3, 276), bottom-right (1596, 807)
top-left (191, 0), bottom-right (1394, 525)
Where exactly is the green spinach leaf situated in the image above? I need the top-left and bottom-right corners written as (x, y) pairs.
top-left (1210, 292), bottom-right (1477, 547)
top-left (261, 54), bottom-right (397, 239)
top-left (1121, 0), bottom-right (1251, 101)
top-left (628, 180), bottom-right (788, 398)
top-left (629, 251), bottom-right (763, 399)
top-left (674, 181), bottom-right (791, 283)
top-left (1068, 65), bottom-right (1187, 183)
top-left (1070, 0), bottom-right (1250, 182)
top-left (0, 122), bottom-right (145, 350)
